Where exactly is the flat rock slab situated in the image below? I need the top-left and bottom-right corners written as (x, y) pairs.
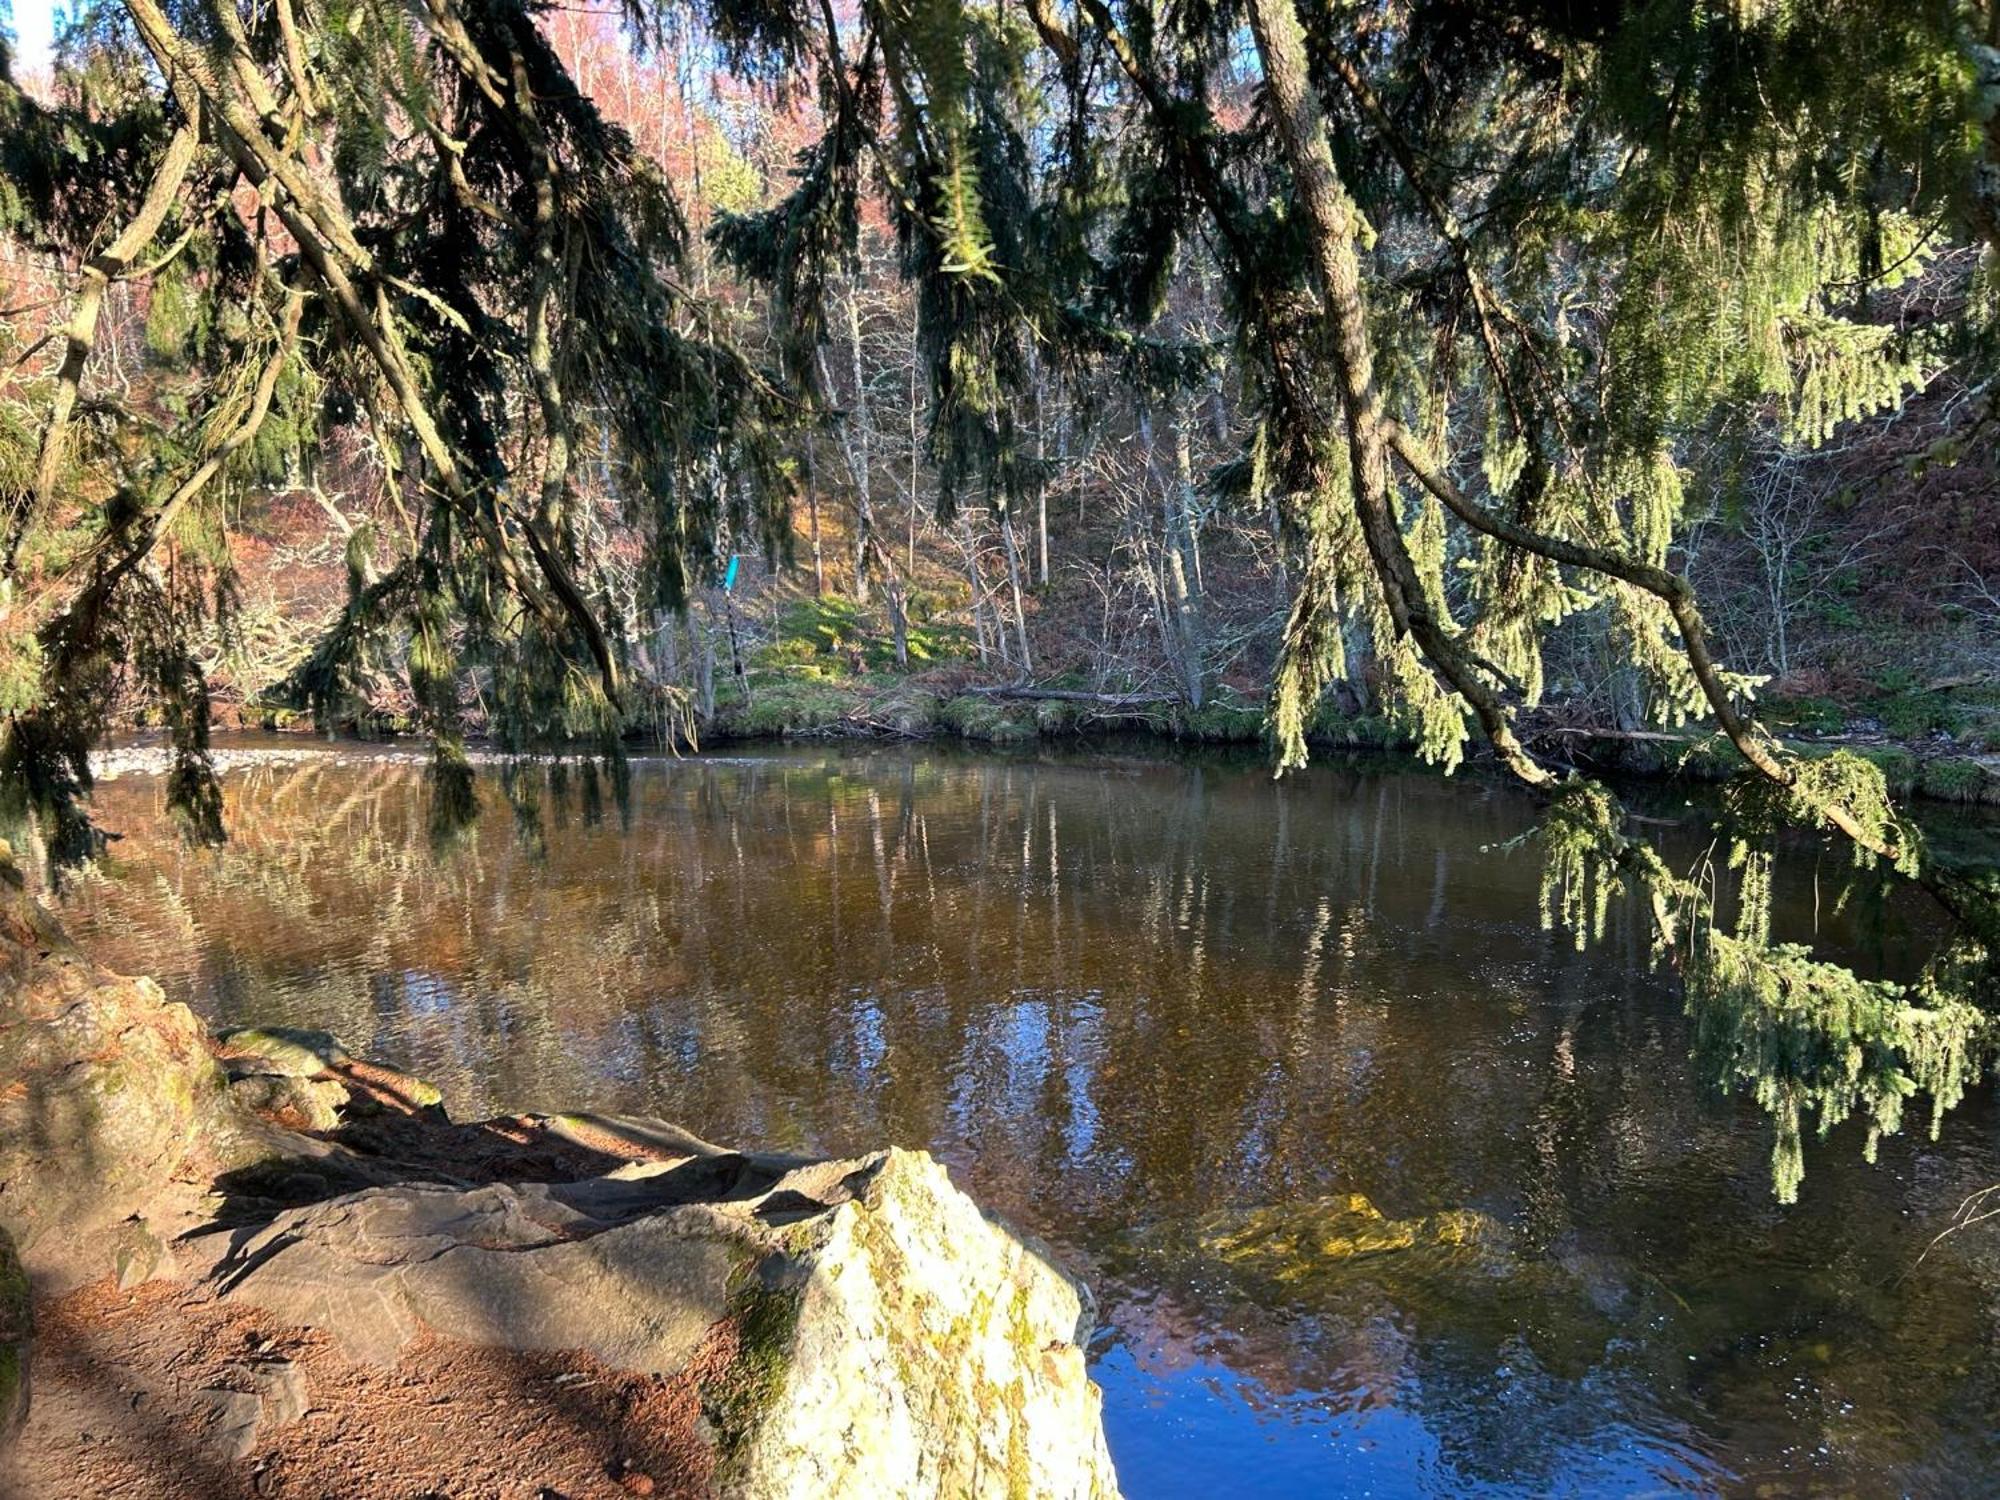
top-left (204, 1129), bottom-right (1122, 1497)
top-left (216, 1179), bottom-right (745, 1371)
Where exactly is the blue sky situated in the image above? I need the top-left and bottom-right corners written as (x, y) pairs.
top-left (7, 0), bottom-right (57, 72)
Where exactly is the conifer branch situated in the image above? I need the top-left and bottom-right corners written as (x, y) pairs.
top-left (5, 121), bottom-right (199, 578)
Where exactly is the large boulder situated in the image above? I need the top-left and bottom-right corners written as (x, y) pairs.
top-left (0, 845), bottom-right (229, 1291)
top-left (212, 1133), bottom-right (1121, 1498)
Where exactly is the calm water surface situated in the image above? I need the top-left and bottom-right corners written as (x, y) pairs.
top-left (58, 737), bottom-right (2000, 1497)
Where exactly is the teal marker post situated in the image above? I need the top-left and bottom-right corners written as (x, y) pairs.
top-left (720, 553), bottom-right (748, 698)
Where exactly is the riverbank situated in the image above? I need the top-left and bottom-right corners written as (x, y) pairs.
top-left (699, 676), bottom-right (2000, 805)
top-left (0, 856), bottom-right (1121, 1499)
top-left (181, 670), bottom-right (2000, 806)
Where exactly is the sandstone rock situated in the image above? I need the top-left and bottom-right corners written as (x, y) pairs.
top-left (110, 1217), bottom-right (179, 1290)
top-left (200, 1387), bottom-right (265, 1461)
top-left (0, 844), bottom-right (229, 1290)
top-left (210, 1132), bottom-right (1120, 1498)
top-left (215, 1023), bottom-right (453, 1117)
top-left (197, 1357), bottom-right (309, 1461)
top-left (321, 1053), bottom-right (446, 1115)
top-left (252, 1357), bottom-right (309, 1427)
top-left (226, 1072), bottom-right (349, 1132)
top-left (216, 1178), bottom-right (742, 1369)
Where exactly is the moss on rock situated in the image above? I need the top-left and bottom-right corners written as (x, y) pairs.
top-left (215, 1026), bottom-right (352, 1077)
top-left (1193, 1192), bottom-right (1508, 1279)
top-left (701, 1277), bottom-right (806, 1466)
top-left (0, 1222), bottom-right (28, 1450)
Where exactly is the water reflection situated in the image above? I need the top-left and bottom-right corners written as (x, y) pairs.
top-left (59, 739), bottom-right (2000, 1496)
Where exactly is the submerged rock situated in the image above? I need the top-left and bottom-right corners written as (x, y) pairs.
top-left (213, 1138), bottom-right (1120, 1497)
top-left (1195, 1191), bottom-right (1507, 1279)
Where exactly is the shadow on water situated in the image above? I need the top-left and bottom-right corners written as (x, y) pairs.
top-left (50, 735), bottom-right (2000, 1496)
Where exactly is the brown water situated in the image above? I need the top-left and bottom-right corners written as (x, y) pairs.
top-left (58, 737), bottom-right (2000, 1496)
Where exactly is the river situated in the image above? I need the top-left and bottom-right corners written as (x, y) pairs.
top-left (53, 736), bottom-right (2000, 1496)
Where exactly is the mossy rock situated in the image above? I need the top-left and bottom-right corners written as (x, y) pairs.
top-left (343, 1062), bottom-right (444, 1114)
top-left (215, 1026), bottom-right (352, 1078)
top-left (700, 1277), bottom-right (805, 1465)
top-left (0, 983), bottom-right (224, 1287)
top-left (201, 1141), bottom-right (1119, 1496)
top-left (1194, 1192), bottom-right (1508, 1279)
top-left (0, 1227), bottom-right (28, 1451)
top-left (228, 1073), bottom-right (349, 1131)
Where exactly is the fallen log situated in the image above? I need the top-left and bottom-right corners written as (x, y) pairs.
top-left (964, 684), bottom-right (1179, 708)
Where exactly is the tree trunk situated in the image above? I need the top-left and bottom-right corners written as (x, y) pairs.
top-left (846, 284), bottom-right (875, 604)
top-left (998, 509), bottom-right (1035, 676)
top-left (8, 124), bottom-right (199, 572)
top-left (693, 610), bottom-right (716, 719)
top-left (1030, 345), bottom-right (1051, 586)
top-left (869, 536), bottom-right (911, 668)
top-left (908, 296), bottom-right (922, 575)
top-left (805, 442), bottom-right (826, 596)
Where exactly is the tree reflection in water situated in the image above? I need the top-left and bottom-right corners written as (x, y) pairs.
top-left (59, 739), bottom-right (2000, 1497)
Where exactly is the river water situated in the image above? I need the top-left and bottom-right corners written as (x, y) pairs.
top-left (56, 737), bottom-right (2000, 1496)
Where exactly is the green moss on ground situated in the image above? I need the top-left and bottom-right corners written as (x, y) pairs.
top-left (1762, 694), bottom-right (1848, 735)
top-left (1919, 756), bottom-right (1996, 803)
top-left (1862, 673), bottom-right (1962, 740)
top-left (0, 1229), bottom-right (28, 1341)
top-left (712, 678), bottom-right (874, 737)
top-left (937, 695), bottom-right (1039, 742)
top-left (1852, 745), bottom-right (1919, 796)
top-left (1176, 700), bottom-right (1265, 743)
top-left (697, 662), bottom-right (1994, 809)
